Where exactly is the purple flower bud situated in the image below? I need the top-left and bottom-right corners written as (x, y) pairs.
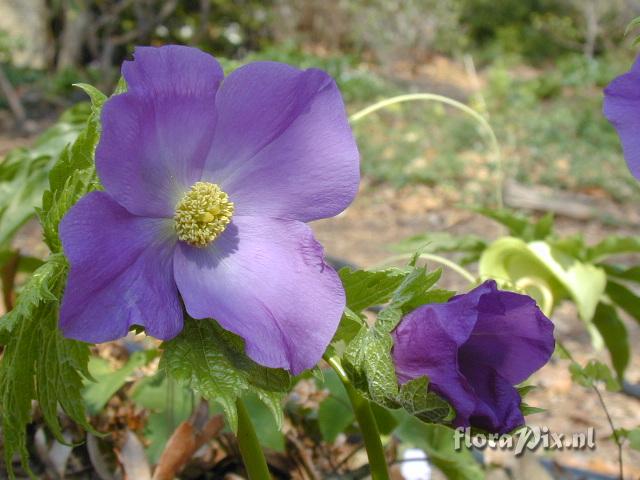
top-left (392, 280), bottom-right (554, 433)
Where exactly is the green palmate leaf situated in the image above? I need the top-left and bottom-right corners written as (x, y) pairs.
top-left (592, 303), bottom-right (630, 381)
top-left (0, 254), bottom-right (94, 477)
top-left (394, 411), bottom-right (483, 480)
top-left (586, 235), bottom-right (640, 262)
top-left (161, 317), bottom-right (290, 431)
top-left (605, 280), bottom-right (640, 326)
top-left (0, 103), bottom-right (91, 248)
top-left (339, 266), bottom-right (409, 312)
top-left (569, 360), bottom-right (620, 392)
top-left (397, 377), bottom-right (453, 424)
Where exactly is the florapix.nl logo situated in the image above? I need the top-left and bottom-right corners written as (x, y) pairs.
top-left (454, 426), bottom-right (596, 456)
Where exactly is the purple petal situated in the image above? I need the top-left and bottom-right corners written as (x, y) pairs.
top-left (202, 62), bottom-right (359, 222)
top-left (391, 300), bottom-right (479, 424)
top-left (97, 46), bottom-right (223, 218)
top-left (459, 284), bottom-right (555, 385)
top-left (59, 192), bottom-right (182, 342)
top-left (458, 361), bottom-right (524, 434)
top-left (604, 55), bottom-right (640, 179)
top-left (173, 216), bottom-right (345, 374)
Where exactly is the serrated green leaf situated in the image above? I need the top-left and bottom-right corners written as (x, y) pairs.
top-left (161, 317), bottom-right (290, 432)
top-left (343, 265), bottom-right (452, 415)
top-left (605, 280), bottom-right (640, 326)
top-left (344, 327), bottom-right (399, 407)
top-left (0, 85), bottom-right (107, 478)
top-left (0, 254), bottom-right (94, 477)
top-left (397, 377), bottom-right (453, 424)
top-left (387, 267), bottom-right (441, 314)
top-left (0, 254), bottom-right (67, 342)
top-left (592, 303), bottom-right (630, 381)
top-left (339, 267), bottom-right (408, 312)
top-left (73, 83), bottom-right (107, 111)
top-left (39, 117), bottom-right (102, 253)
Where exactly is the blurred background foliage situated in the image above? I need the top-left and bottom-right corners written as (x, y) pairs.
top-left (1, 0), bottom-right (639, 205)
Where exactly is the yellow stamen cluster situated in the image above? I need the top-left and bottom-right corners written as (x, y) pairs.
top-left (174, 182), bottom-right (234, 247)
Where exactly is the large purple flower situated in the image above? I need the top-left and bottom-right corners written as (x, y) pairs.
top-left (391, 280), bottom-right (554, 433)
top-left (604, 55), bottom-right (640, 179)
top-left (59, 45), bottom-right (359, 374)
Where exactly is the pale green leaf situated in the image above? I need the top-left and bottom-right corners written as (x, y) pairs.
top-left (479, 237), bottom-right (606, 323)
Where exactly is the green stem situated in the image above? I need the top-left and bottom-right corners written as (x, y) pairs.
top-left (349, 93), bottom-right (504, 208)
top-left (236, 398), bottom-right (271, 480)
top-left (326, 356), bottom-right (391, 480)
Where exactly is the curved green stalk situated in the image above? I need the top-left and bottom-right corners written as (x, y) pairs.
top-left (236, 398), bottom-right (272, 480)
top-left (376, 252), bottom-right (477, 285)
top-left (326, 356), bottom-right (391, 480)
top-left (349, 93), bottom-right (504, 208)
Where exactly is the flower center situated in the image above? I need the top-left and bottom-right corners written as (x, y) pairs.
top-left (174, 182), bottom-right (234, 247)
